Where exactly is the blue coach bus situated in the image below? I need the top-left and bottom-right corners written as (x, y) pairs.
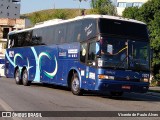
top-left (5, 15), bottom-right (150, 96)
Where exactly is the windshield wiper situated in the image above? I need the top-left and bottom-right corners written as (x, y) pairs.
top-left (114, 55), bottom-right (128, 70)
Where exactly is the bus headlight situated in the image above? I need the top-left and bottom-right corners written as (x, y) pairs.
top-left (141, 78), bottom-right (149, 82)
top-left (98, 75), bottom-right (115, 80)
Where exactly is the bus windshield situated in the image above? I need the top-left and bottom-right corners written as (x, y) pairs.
top-left (99, 37), bottom-right (150, 71)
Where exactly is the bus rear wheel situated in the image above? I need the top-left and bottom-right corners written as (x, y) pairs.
top-left (22, 69), bottom-right (31, 86)
top-left (15, 69), bottom-right (22, 85)
top-left (71, 73), bottom-right (83, 95)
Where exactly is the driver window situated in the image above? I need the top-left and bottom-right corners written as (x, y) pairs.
top-left (88, 42), bottom-right (96, 61)
top-left (87, 41), bottom-right (97, 66)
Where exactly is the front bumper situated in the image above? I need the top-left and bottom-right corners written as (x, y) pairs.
top-left (97, 80), bottom-right (149, 93)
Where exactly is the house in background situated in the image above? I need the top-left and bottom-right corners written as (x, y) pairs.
top-left (0, 0), bottom-right (31, 76)
top-left (116, 0), bottom-right (149, 16)
top-left (0, 0), bottom-right (31, 58)
top-left (0, 0), bottom-right (21, 18)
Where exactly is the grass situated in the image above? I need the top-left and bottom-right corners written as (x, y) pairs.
top-left (21, 9), bottom-right (92, 25)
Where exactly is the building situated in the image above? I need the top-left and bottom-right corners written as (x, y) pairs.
top-left (0, 0), bottom-right (20, 19)
top-left (0, 18), bottom-right (29, 57)
top-left (116, 0), bottom-right (149, 16)
top-left (110, 0), bottom-right (117, 5)
top-left (0, 0), bottom-right (31, 59)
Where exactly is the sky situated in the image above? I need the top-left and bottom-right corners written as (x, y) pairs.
top-left (20, 0), bottom-right (116, 14)
top-left (20, 0), bottom-right (91, 14)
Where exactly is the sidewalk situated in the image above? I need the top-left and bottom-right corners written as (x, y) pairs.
top-left (149, 86), bottom-right (160, 92)
top-left (147, 86), bottom-right (160, 97)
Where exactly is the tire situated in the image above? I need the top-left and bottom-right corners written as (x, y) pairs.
top-left (71, 73), bottom-right (83, 95)
top-left (15, 69), bottom-right (22, 85)
top-left (110, 91), bottom-right (124, 97)
top-left (22, 69), bottom-right (31, 86)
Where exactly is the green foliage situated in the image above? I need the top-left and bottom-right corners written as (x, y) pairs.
top-left (122, 7), bottom-right (140, 20)
top-left (138, 0), bottom-right (160, 23)
top-left (25, 9), bottom-right (88, 25)
top-left (90, 0), bottom-right (116, 15)
top-left (150, 80), bottom-right (158, 87)
top-left (122, 0), bottom-right (160, 80)
top-left (53, 10), bottom-right (68, 19)
top-left (29, 12), bottom-right (42, 24)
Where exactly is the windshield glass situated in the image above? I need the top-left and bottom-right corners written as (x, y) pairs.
top-left (129, 41), bottom-right (150, 71)
top-left (100, 37), bottom-right (150, 71)
top-left (99, 18), bottom-right (149, 40)
top-left (100, 37), bottom-right (127, 68)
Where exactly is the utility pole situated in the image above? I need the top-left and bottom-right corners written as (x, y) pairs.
top-left (53, 0), bottom-right (55, 9)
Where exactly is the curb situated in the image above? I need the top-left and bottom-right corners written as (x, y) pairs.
top-left (146, 92), bottom-right (160, 97)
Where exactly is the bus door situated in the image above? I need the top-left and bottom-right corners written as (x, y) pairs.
top-left (80, 40), bottom-right (98, 90)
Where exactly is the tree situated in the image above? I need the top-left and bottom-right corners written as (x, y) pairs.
top-left (29, 12), bottom-right (43, 24)
top-left (138, 0), bottom-right (160, 23)
top-left (53, 9), bottom-right (68, 19)
top-left (122, 7), bottom-right (140, 20)
top-left (90, 0), bottom-right (117, 15)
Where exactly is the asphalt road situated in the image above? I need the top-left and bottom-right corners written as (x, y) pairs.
top-left (0, 77), bottom-right (160, 120)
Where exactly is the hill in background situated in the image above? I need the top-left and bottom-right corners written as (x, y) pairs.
top-left (22, 9), bottom-right (91, 25)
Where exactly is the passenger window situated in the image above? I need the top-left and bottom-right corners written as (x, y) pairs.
top-left (23, 31), bottom-right (32, 46)
top-left (8, 35), bottom-right (15, 48)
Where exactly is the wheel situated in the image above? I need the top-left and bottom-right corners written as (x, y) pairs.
top-left (71, 73), bottom-right (83, 95)
top-left (22, 69), bottom-right (31, 86)
top-left (110, 91), bottom-right (124, 97)
top-left (15, 69), bottom-right (22, 85)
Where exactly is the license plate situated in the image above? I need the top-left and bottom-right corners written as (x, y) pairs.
top-left (122, 86), bottom-right (131, 89)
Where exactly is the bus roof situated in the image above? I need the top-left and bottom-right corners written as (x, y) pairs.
top-left (8, 14), bottom-right (146, 35)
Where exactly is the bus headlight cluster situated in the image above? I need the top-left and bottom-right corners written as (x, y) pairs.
top-left (98, 75), bottom-right (115, 80)
top-left (141, 78), bottom-right (149, 82)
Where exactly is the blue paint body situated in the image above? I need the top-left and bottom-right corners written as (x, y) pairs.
top-left (5, 42), bottom-right (150, 93)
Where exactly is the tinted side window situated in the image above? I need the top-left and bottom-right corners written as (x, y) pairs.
top-left (66, 22), bottom-right (75, 43)
top-left (32, 29), bottom-right (44, 46)
top-left (74, 20), bottom-right (82, 42)
top-left (81, 19), bottom-right (97, 41)
top-left (9, 31), bottom-right (33, 47)
top-left (66, 21), bottom-right (82, 43)
top-left (17, 32), bottom-right (25, 47)
top-left (40, 27), bottom-right (55, 45)
top-left (23, 31), bottom-right (33, 46)
top-left (55, 24), bottom-right (67, 44)
top-left (44, 26), bottom-right (55, 44)
top-left (8, 35), bottom-right (14, 48)
top-left (8, 34), bottom-right (18, 48)
top-left (88, 42), bottom-right (96, 61)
